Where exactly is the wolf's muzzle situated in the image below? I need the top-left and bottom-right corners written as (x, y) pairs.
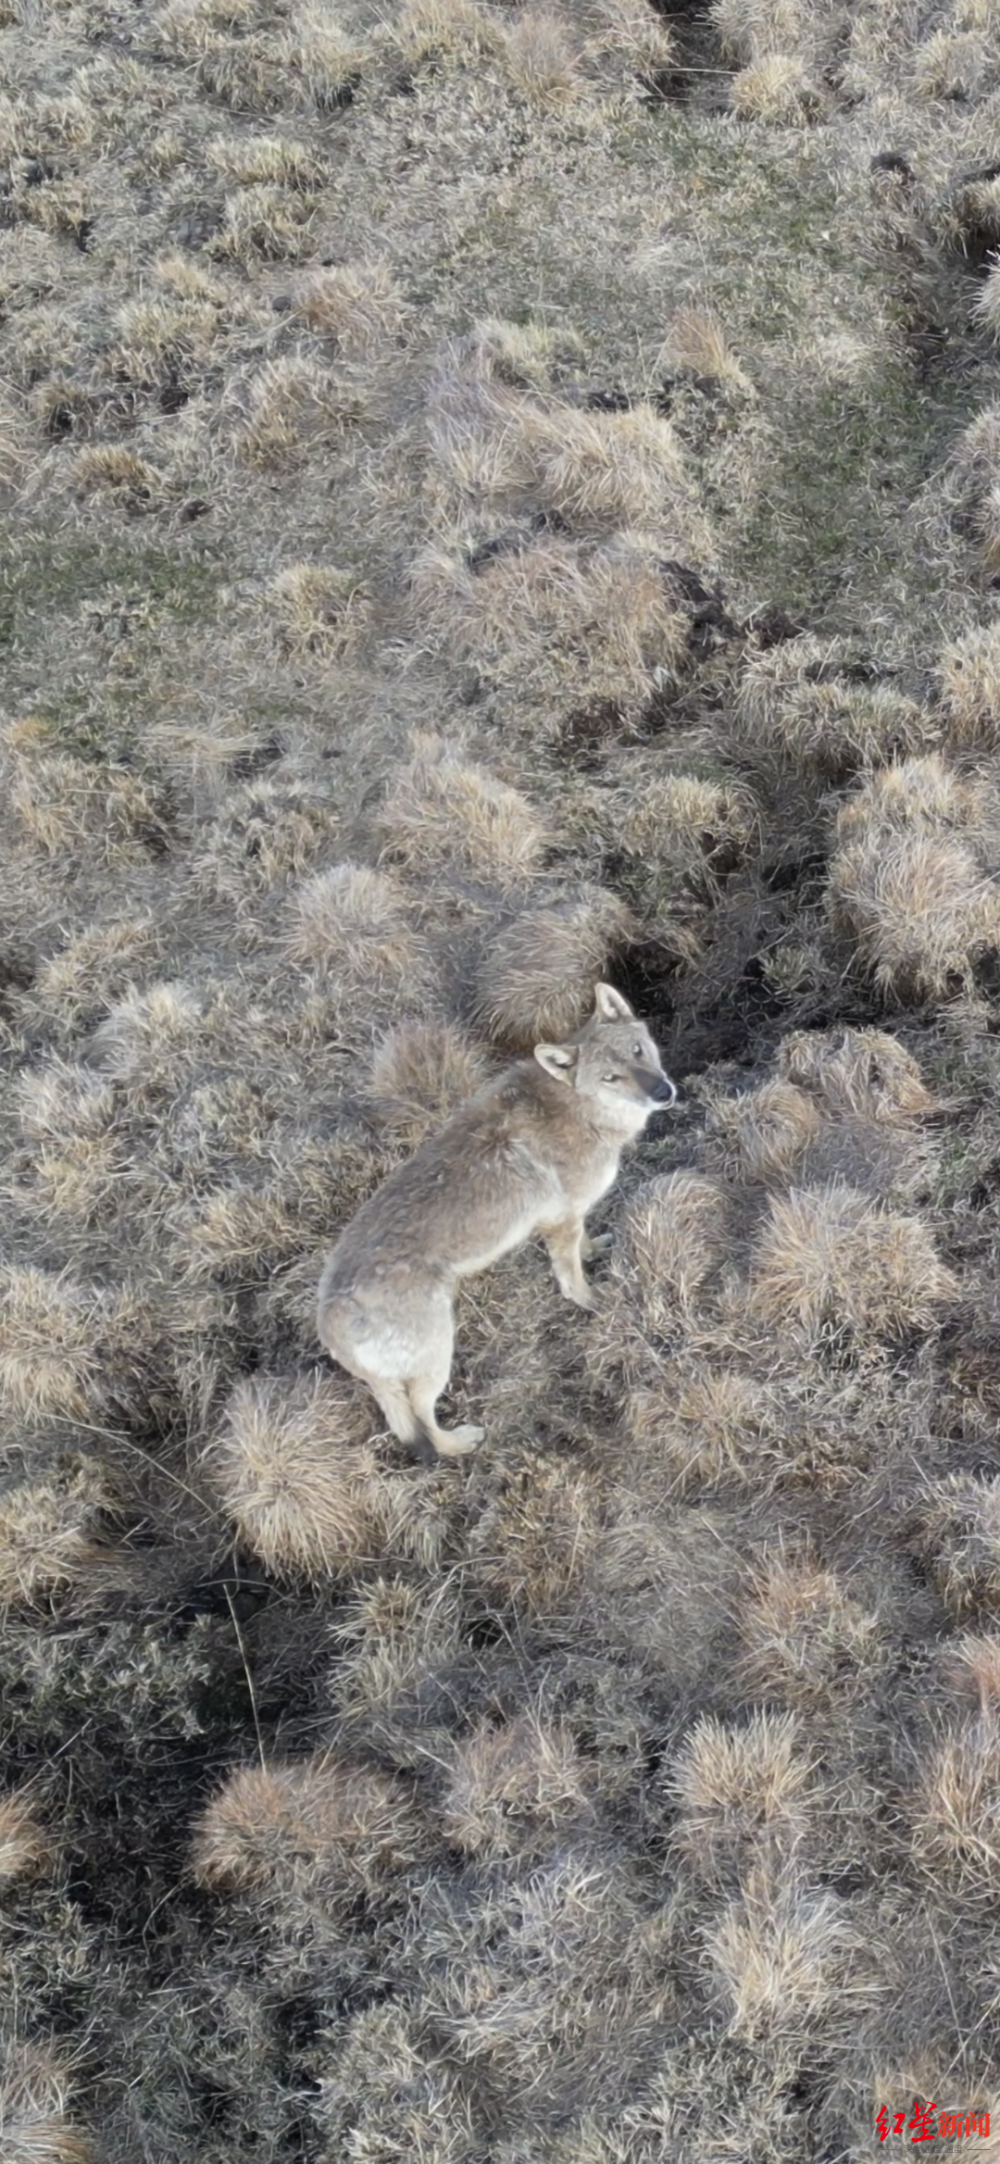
top-left (650, 1076), bottom-right (678, 1106)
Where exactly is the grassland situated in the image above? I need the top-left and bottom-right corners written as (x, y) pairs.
top-left (4, 0), bottom-right (1000, 2157)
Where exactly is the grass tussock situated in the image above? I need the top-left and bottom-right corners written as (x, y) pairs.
top-left (361, 1017), bottom-right (490, 1145)
top-left (736, 636), bottom-right (936, 776)
top-left (938, 621), bottom-right (1000, 750)
top-left (208, 1373), bottom-right (450, 1577)
top-left (739, 1549), bottom-right (881, 1709)
top-left (919, 1475), bottom-right (1000, 1620)
top-left (269, 562), bottom-right (371, 657)
top-left (597, 1172), bottom-right (731, 1359)
top-left (472, 889), bottom-right (631, 1049)
top-left (774, 1026), bottom-right (941, 1122)
top-left (746, 1183), bottom-right (958, 1348)
top-left (0, 1789), bottom-right (54, 1883)
top-left (0, 1268), bottom-right (111, 1425)
top-left (705, 1864), bottom-right (859, 2038)
top-left (442, 1712), bottom-right (592, 1857)
top-left (292, 259), bottom-right (408, 354)
top-left (282, 861), bottom-right (433, 996)
top-left (375, 736), bottom-right (549, 885)
top-left (703, 1078), bottom-right (823, 1182)
top-left (0, 1461), bottom-right (115, 1609)
top-left (0, 2044), bottom-right (95, 2164)
top-left (191, 1752), bottom-right (426, 1895)
top-left (912, 1711), bottom-right (1000, 1887)
top-left (826, 755), bottom-right (1000, 1001)
top-left (671, 1709), bottom-right (817, 1884)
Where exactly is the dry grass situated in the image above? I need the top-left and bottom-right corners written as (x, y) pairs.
top-left (442, 1711), bottom-right (592, 1857)
top-left (729, 55), bottom-right (822, 123)
top-left (207, 1373), bottom-right (450, 1577)
top-left (472, 889), bottom-right (631, 1049)
top-left (360, 1017), bottom-right (490, 1145)
top-left (938, 621), bottom-right (1000, 750)
top-left (774, 1027), bottom-right (941, 1122)
top-left (705, 1864), bottom-right (859, 2038)
top-left (919, 1475), bottom-right (1000, 1620)
top-left (671, 1709), bottom-right (817, 1884)
top-left (282, 861), bottom-right (433, 997)
top-left (0, 1461), bottom-right (116, 1609)
top-left (703, 1078), bottom-right (822, 1182)
top-left (0, 1789), bottom-right (54, 1883)
top-left (739, 1549), bottom-right (881, 1708)
top-left (191, 1752), bottom-right (426, 1895)
top-left (913, 1711), bottom-right (1000, 1887)
top-left (375, 736), bottom-right (549, 886)
top-left (827, 756), bottom-right (1000, 1001)
top-left (736, 636), bottom-right (937, 775)
top-left (0, 2044), bottom-right (95, 2164)
top-left (746, 1184), bottom-right (959, 1347)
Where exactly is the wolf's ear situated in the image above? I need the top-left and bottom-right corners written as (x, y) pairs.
top-left (534, 1042), bottom-right (579, 1085)
top-left (593, 982), bottom-right (634, 1023)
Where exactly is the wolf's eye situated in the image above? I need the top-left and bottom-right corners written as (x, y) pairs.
top-left (633, 1042), bottom-right (643, 1056)
top-left (602, 1072), bottom-right (620, 1083)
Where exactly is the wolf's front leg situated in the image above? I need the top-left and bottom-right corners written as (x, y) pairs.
top-left (542, 1217), bottom-right (596, 1310)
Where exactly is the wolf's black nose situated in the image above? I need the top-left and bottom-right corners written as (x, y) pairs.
top-left (652, 1076), bottom-right (678, 1106)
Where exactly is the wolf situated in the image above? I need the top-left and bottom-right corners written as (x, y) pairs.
top-left (317, 983), bottom-right (676, 1459)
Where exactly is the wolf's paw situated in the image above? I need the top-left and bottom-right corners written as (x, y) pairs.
top-left (434, 1423), bottom-right (484, 1458)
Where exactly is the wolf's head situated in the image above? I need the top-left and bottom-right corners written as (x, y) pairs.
top-left (534, 983), bottom-right (677, 1133)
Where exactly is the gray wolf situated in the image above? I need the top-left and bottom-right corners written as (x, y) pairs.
top-left (317, 984), bottom-right (676, 1458)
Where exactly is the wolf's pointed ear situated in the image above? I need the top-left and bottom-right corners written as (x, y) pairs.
top-left (534, 1042), bottom-right (579, 1085)
top-left (593, 982), bottom-right (634, 1022)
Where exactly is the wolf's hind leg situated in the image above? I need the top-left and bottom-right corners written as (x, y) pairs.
top-left (363, 1376), bottom-right (425, 1446)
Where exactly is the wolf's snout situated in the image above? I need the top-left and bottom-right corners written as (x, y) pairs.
top-left (651, 1076), bottom-right (678, 1106)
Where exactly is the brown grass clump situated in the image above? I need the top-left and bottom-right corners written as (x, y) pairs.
top-left (502, 9), bottom-right (582, 104)
top-left (0, 2043), bottom-right (96, 2164)
top-left (211, 183), bottom-right (315, 266)
top-left (208, 1373), bottom-right (450, 1578)
top-left (711, 0), bottom-right (808, 64)
top-left (736, 636), bottom-right (935, 776)
top-left (739, 1550), bottom-right (881, 1709)
top-left (411, 532), bottom-right (690, 721)
top-left (205, 132), bottom-right (322, 188)
top-left (70, 445), bottom-right (161, 503)
top-left (584, 0), bottom-right (675, 84)
top-left (600, 772), bottom-right (757, 904)
top-left (6, 738), bottom-right (170, 862)
top-left (80, 981), bottom-right (202, 1083)
top-left (626, 1360), bottom-right (777, 1491)
top-left (472, 889), bottom-right (631, 1049)
top-left (827, 756), bottom-right (1000, 1000)
top-left (0, 1789), bottom-right (54, 1882)
top-left (330, 1574), bottom-right (465, 1765)
top-left (774, 1026), bottom-right (941, 1122)
top-left (730, 55), bottom-right (821, 122)
top-left (938, 621), bottom-right (1000, 751)
top-left (29, 917), bottom-right (164, 1026)
top-left (270, 563), bottom-right (370, 657)
top-left (705, 1864), bottom-right (858, 2038)
top-left (919, 1474), bottom-right (1000, 1620)
top-left (671, 1709), bottom-right (817, 1884)
top-left (392, 0), bottom-right (505, 65)
top-left (375, 736), bottom-right (548, 886)
top-left (360, 1018), bottom-right (490, 1146)
top-left (703, 1079), bottom-right (822, 1183)
top-left (603, 1172), bottom-right (730, 1352)
top-left (315, 2003), bottom-right (474, 2163)
top-left (237, 355), bottom-right (364, 465)
top-left (658, 304), bottom-right (754, 392)
top-left (746, 1183), bottom-right (958, 1347)
top-left (0, 1461), bottom-right (114, 1609)
top-left (282, 862), bottom-right (432, 997)
top-left (191, 1752), bottom-right (425, 1896)
top-left (442, 1712), bottom-right (591, 1857)
top-left (467, 1454), bottom-right (604, 1620)
top-left (913, 27), bottom-right (995, 100)
top-left (293, 259), bottom-right (408, 355)
top-left (912, 1712), bottom-right (1000, 1887)
top-left (0, 1268), bottom-right (109, 1424)
top-left (198, 778), bottom-right (336, 895)
top-left (973, 264), bottom-right (1000, 341)
top-left (946, 1630), bottom-right (1000, 1715)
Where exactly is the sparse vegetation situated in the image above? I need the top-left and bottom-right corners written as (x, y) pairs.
top-left (4, 0), bottom-right (1000, 2151)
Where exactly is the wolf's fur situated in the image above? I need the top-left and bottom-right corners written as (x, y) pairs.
top-left (317, 984), bottom-right (676, 1457)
